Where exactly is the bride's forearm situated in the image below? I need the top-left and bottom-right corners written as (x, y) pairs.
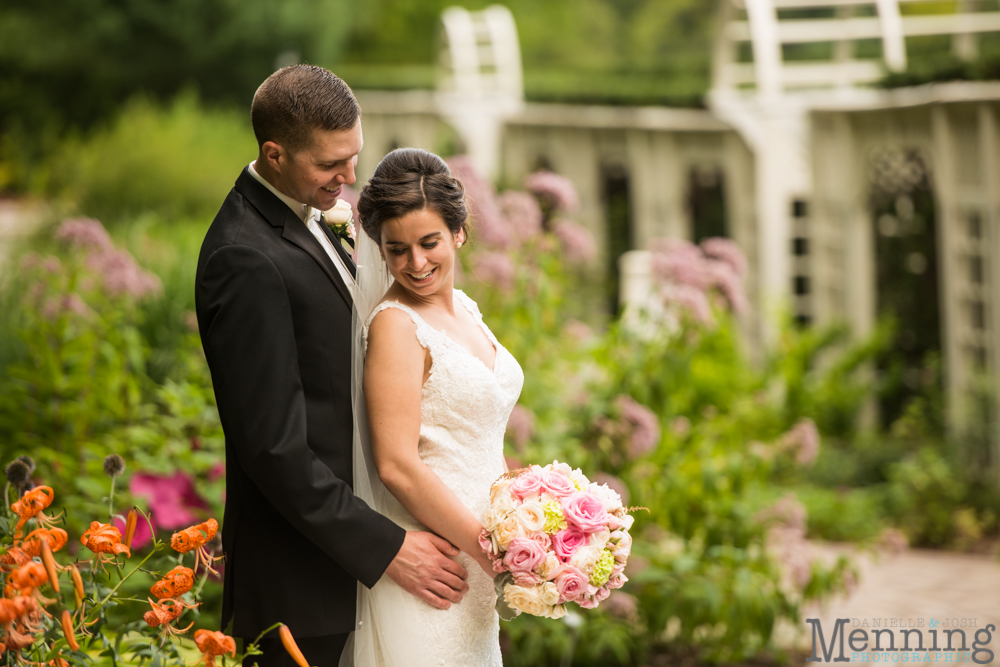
top-left (378, 456), bottom-right (493, 573)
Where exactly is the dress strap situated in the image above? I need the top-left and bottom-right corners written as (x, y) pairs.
top-left (363, 300), bottom-right (436, 356)
top-left (453, 288), bottom-right (498, 345)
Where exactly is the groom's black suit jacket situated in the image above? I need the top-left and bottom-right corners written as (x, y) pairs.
top-left (195, 168), bottom-right (406, 639)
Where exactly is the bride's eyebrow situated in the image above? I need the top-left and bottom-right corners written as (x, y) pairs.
top-left (385, 232), bottom-right (443, 246)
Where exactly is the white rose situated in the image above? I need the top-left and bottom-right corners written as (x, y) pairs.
top-left (622, 514), bottom-right (635, 531)
top-left (504, 584), bottom-right (547, 616)
top-left (515, 501), bottom-right (546, 532)
top-left (589, 527), bottom-right (611, 549)
top-left (538, 581), bottom-right (560, 606)
top-left (325, 199), bottom-right (353, 224)
top-left (543, 603), bottom-right (567, 619)
top-left (569, 545), bottom-right (601, 573)
top-left (495, 515), bottom-right (526, 550)
top-left (590, 484), bottom-right (623, 512)
top-left (483, 508), bottom-right (510, 533)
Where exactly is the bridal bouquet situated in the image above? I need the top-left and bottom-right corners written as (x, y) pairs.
top-left (480, 461), bottom-right (635, 619)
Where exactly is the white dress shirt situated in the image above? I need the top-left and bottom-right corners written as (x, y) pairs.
top-left (248, 161), bottom-right (356, 300)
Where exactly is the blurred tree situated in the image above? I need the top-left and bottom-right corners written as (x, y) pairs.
top-left (0, 0), bottom-right (352, 181)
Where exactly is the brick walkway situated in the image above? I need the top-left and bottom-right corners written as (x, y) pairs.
top-left (778, 545), bottom-right (1000, 662)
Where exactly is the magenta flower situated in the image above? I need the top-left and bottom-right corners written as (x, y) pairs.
top-left (553, 220), bottom-right (597, 263)
top-left (472, 251), bottom-right (516, 290)
top-left (505, 404), bottom-right (535, 452)
top-left (130, 471), bottom-right (210, 531)
top-left (525, 170), bottom-right (579, 213)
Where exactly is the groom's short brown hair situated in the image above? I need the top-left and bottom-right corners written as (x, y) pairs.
top-left (251, 64), bottom-right (360, 154)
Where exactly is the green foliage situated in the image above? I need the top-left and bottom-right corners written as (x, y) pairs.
top-left (0, 0), bottom-right (353, 184)
top-left (40, 94), bottom-right (254, 225)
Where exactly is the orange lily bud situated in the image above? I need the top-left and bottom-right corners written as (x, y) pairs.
top-left (40, 539), bottom-right (59, 593)
top-left (61, 610), bottom-right (79, 651)
top-left (123, 508), bottom-right (138, 550)
top-left (279, 625), bottom-right (310, 667)
top-left (70, 565), bottom-right (84, 606)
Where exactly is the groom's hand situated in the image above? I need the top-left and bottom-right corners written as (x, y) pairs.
top-left (385, 531), bottom-right (469, 610)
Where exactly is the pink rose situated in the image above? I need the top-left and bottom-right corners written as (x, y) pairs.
top-left (552, 527), bottom-right (588, 563)
top-left (510, 471), bottom-right (544, 500)
top-left (554, 565), bottom-right (588, 603)
top-left (527, 531), bottom-right (551, 551)
top-left (540, 470), bottom-right (577, 498)
top-left (479, 529), bottom-right (495, 556)
top-left (493, 558), bottom-right (509, 574)
top-left (607, 571), bottom-right (629, 589)
top-left (561, 492), bottom-right (609, 533)
top-left (577, 595), bottom-right (600, 609)
top-left (503, 537), bottom-right (547, 574)
top-left (513, 571), bottom-right (543, 587)
top-left (607, 513), bottom-right (624, 531)
top-left (594, 586), bottom-right (611, 602)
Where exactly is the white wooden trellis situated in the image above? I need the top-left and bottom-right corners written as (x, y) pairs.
top-left (436, 5), bottom-right (523, 179)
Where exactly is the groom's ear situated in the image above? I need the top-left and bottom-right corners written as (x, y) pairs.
top-left (261, 141), bottom-right (286, 172)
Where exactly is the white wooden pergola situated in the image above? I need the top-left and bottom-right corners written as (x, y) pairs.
top-left (711, 0), bottom-right (1000, 437)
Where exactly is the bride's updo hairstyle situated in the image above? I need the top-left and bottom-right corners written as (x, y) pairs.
top-left (358, 148), bottom-right (468, 243)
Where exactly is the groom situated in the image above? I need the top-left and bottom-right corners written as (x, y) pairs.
top-left (195, 65), bottom-right (469, 667)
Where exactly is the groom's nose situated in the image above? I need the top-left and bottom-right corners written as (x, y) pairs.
top-left (337, 156), bottom-right (358, 186)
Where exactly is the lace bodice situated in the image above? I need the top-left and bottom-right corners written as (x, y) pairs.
top-left (361, 289), bottom-right (522, 667)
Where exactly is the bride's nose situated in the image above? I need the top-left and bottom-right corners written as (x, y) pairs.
top-left (408, 249), bottom-right (428, 271)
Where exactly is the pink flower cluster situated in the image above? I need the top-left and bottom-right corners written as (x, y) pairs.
top-left (481, 461), bottom-right (635, 618)
top-left (55, 217), bottom-right (162, 299)
top-left (649, 237), bottom-right (749, 324)
top-left (756, 493), bottom-right (814, 593)
top-left (525, 171), bottom-right (579, 213)
top-left (446, 157), bottom-right (594, 279)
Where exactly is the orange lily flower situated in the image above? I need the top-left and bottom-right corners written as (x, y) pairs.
top-left (122, 507), bottom-right (139, 549)
top-left (6, 562), bottom-right (48, 595)
top-left (11, 486), bottom-right (55, 542)
top-left (0, 596), bottom-right (38, 624)
top-left (80, 521), bottom-right (130, 571)
top-left (0, 546), bottom-right (31, 568)
top-left (20, 527), bottom-right (69, 559)
top-left (143, 597), bottom-right (197, 638)
top-left (194, 629), bottom-right (236, 667)
top-left (150, 566), bottom-right (195, 599)
top-left (171, 518), bottom-right (221, 575)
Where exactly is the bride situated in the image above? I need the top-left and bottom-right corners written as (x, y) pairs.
top-left (343, 148), bottom-right (522, 666)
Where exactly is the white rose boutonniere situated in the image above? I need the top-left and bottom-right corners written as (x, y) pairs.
top-left (324, 199), bottom-right (355, 241)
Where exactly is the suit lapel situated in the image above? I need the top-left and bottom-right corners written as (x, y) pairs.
top-left (235, 168), bottom-right (353, 308)
top-left (319, 221), bottom-right (357, 279)
top-left (280, 215), bottom-right (353, 308)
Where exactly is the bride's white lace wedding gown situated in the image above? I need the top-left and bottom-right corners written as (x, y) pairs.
top-left (358, 288), bottom-right (523, 667)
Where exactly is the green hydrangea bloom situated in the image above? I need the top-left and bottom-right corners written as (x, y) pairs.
top-left (542, 499), bottom-right (568, 533)
top-left (590, 549), bottom-right (616, 587)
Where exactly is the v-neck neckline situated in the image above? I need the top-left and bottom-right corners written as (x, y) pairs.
top-left (404, 295), bottom-right (499, 375)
